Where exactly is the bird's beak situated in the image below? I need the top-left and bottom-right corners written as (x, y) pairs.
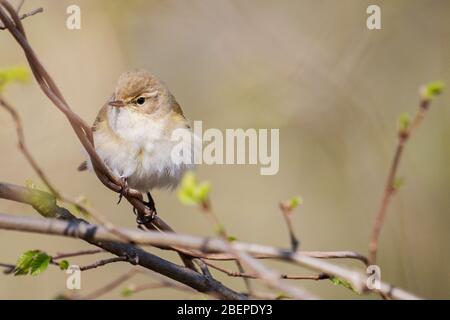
top-left (108, 100), bottom-right (125, 108)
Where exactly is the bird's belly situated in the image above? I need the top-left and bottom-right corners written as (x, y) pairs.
top-left (94, 132), bottom-right (192, 191)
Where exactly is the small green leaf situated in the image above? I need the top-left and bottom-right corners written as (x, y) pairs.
top-left (329, 276), bottom-right (359, 294)
top-left (227, 235), bottom-right (237, 242)
top-left (14, 250), bottom-right (38, 276)
top-left (397, 113), bottom-right (411, 132)
top-left (289, 196), bottom-right (303, 210)
top-left (0, 66), bottom-right (29, 91)
top-left (421, 81), bottom-right (445, 100)
top-left (14, 250), bottom-right (51, 276)
top-left (30, 253), bottom-right (51, 276)
top-left (196, 182), bottom-right (211, 203)
top-left (177, 172), bottom-right (211, 206)
top-left (58, 260), bottom-right (69, 270)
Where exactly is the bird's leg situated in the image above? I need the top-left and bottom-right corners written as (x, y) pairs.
top-left (117, 176), bottom-right (129, 205)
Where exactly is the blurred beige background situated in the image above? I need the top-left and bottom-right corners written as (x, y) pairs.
top-left (0, 0), bottom-right (449, 299)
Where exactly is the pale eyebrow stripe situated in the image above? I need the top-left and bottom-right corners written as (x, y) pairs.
top-left (130, 90), bottom-right (158, 102)
top-left (143, 90), bottom-right (158, 98)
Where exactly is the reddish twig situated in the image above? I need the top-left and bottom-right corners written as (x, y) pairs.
top-left (279, 199), bottom-right (301, 251)
top-left (205, 260), bottom-right (329, 281)
top-left (78, 256), bottom-right (129, 271)
top-left (368, 89), bottom-right (442, 265)
top-left (0, 6), bottom-right (42, 29)
top-left (0, 0), bottom-right (197, 269)
top-left (0, 95), bottom-right (132, 243)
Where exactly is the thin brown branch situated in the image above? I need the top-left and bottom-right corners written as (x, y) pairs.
top-left (205, 261), bottom-right (329, 281)
top-left (0, 262), bottom-right (15, 274)
top-left (0, 5), bottom-right (41, 29)
top-left (279, 200), bottom-right (300, 251)
top-left (0, 184), bottom-right (244, 300)
top-left (368, 94), bottom-right (437, 265)
top-left (0, 0), bottom-right (195, 268)
top-left (199, 200), bottom-right (254, 295)
top-left (79, 256), bottom-right (129, 271)
top-left (0, 96), bottom-right (132, 243)
top-left (0, 209), bottom-right (420, 299)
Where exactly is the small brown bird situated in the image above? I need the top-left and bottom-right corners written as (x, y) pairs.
top-left (78, 70), bottom-right (196, 211)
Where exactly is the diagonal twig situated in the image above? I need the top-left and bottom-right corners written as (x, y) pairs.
top-left (368, 87), bottom-right (443, 265)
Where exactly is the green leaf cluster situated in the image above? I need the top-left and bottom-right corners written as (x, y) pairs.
top-left (421, 81), bottom-right (445, 100)
top-left (288, 196), bottom-right (303, 210)
top-left (397, 113), bottom-right (411, 133)
top-left (14, 250), bottom-right (51, 276)
top-left (177, 172), bottom-right (211, 206)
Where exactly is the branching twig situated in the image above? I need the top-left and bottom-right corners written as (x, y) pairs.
top-left (0, 96), bottom-right (132, 243)
top-left (205, 261), bottom-right (329, 281)
top-left (0, 0), bottom-right (196, 269)
top-left (368, 86), bottom-right (443, 265)
top-left (199, 200), bottom-right (254, 295)
top-left (0, 5), bottom-right (41, 30)
top-left (0, 183), bottom-right (245, 300)
top-left (0, 209), bottom-right (420, 299)
top-left (78, 256), bottom-right (129, 271)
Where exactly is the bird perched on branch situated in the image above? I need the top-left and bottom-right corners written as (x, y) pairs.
top-left (78, 70), bottom-right (197, 216)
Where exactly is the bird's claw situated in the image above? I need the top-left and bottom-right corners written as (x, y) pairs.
top-left (117, 177), bottom-right (129, 204)
top-left (135, 211), bottom-right (156, 225)
top-left (133, 205), bottom-right (156, 226)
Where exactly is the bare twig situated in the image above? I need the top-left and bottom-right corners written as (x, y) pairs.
top-left (279, 199), bottom-right (300, 251)
top-left (0, 184), bottom-right (245, 299)
top-left (368, 90), bottom-right (441, 265)
top-left (199, 200), bottom-right (254, 295)
top-left (0, 210), bottom-right (420, 299)
top-left (79, 256), bottom-right (129, 271)
top-left (0, 182), bottom-right (369, 267)
top-left (0, 5), bottom-right (41, 29)
top-left (0, 262), bottom-right (15, 274)
top-left (205, 261), bottom-right (329, 281)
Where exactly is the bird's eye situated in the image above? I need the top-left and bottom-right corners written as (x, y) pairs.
top-left (136, 97), bottom-right (146, 106)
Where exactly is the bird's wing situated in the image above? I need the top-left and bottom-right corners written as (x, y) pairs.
top-left (77, 103), bottom-right (109, 171)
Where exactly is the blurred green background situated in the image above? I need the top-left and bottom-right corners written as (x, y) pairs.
top-left (0, 0), bottom-right (449, 299)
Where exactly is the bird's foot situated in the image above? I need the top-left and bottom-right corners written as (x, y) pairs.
top-left (133, 204), bottom-right (156, 226)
